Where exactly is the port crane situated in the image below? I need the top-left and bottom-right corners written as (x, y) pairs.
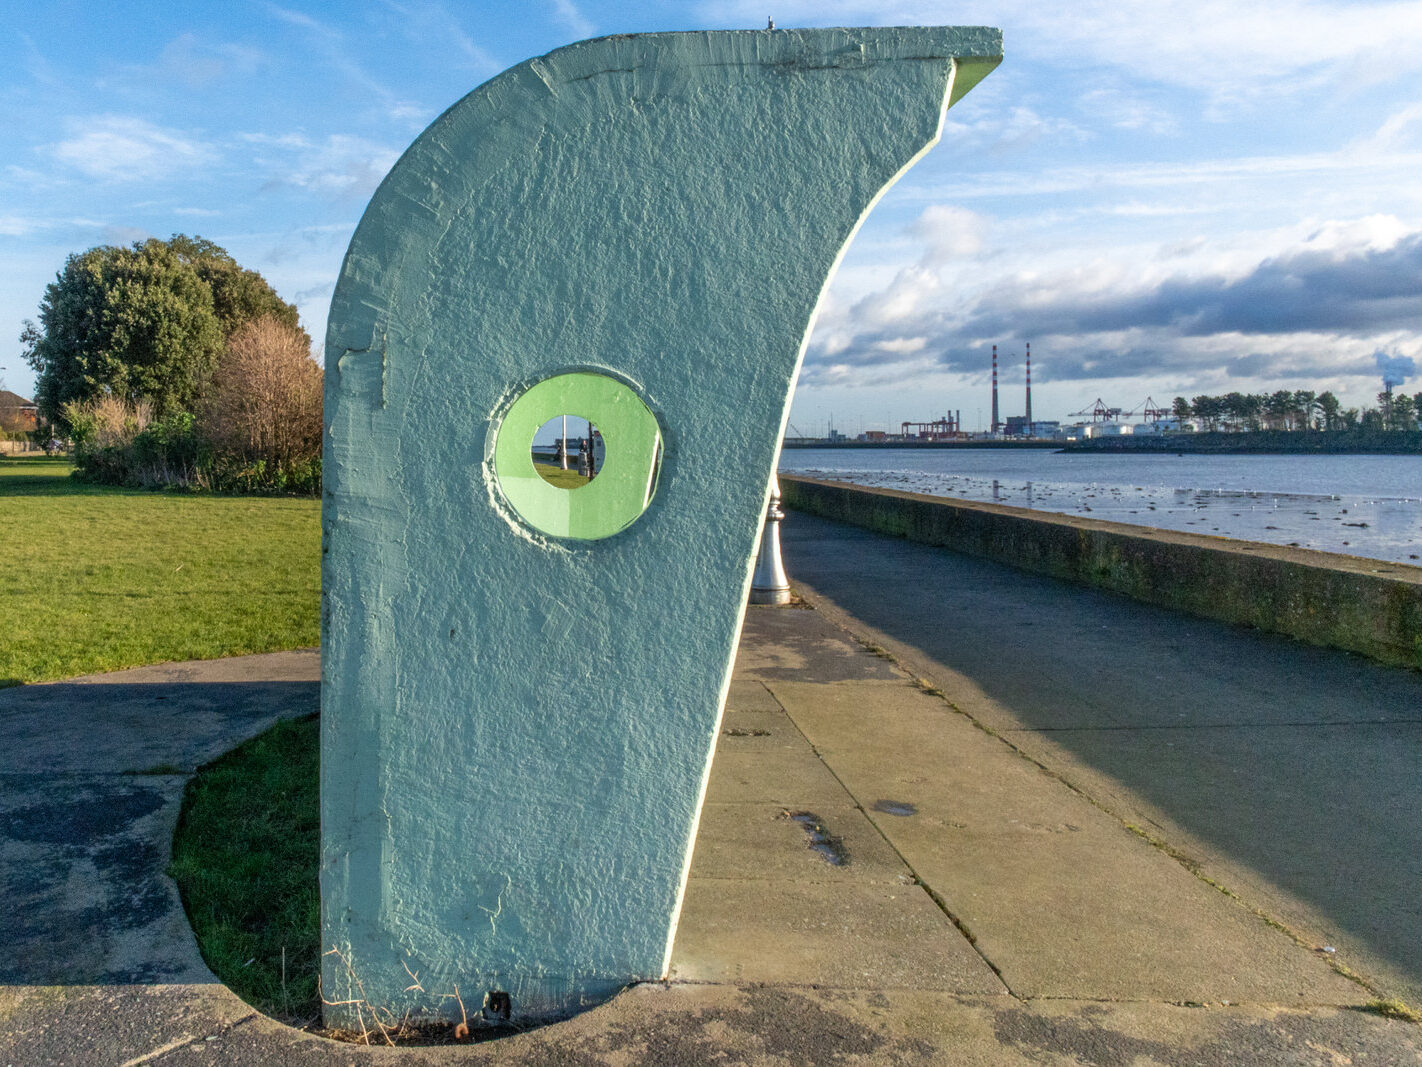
top-left (1121, 397), bottom-right (1171, 422)
top-left (1069, 398), bottom-right (1123, 422)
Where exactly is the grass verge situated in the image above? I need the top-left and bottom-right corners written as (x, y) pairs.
top-left (533, 461), bottom-right (595, 490)
top-left (169, 713), bottom-right (320, 1021)
top-left (0, 455), bottom-right (319, 686)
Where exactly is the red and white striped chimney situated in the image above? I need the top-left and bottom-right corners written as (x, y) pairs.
top-left (991, 344), bottom-right (1000, 434)
top-left (1025, 342), bottom-right (1032, 434)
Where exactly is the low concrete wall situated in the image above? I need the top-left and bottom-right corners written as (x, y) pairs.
top-left (780, 476), bottom-right (1422, 671)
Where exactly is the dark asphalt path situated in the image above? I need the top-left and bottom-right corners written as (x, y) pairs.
top-left (780, 510), bottom-right (1422, 1007)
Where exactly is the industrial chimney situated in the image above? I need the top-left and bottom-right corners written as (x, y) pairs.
top-left (1025, 342), bottom-right (1032, 436)
top-left (991, 344), bottom-right (1000, 435)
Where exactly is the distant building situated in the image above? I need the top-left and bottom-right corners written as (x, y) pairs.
top-left (0, 391), bottom-right (38, 432)
top-left (1004, 416), bottom-right (1062, 438)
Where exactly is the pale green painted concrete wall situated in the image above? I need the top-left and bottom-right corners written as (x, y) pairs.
top-left (322, 27), bottom-right (1001, 1026)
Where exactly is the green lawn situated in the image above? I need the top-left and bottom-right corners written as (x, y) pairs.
top-left (0, 455), bottom-right (320, 686)
top-left (169, 714), bottom-right (321, 1021)
top-left (533, 460), bottom-right (595, 490)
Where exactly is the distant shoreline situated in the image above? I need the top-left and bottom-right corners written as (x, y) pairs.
top-left (782, 439), bottom-right (1061, 451)
top-left (1061, 429), bottom-right (1422, 455)
top-left (782, 430), bottom-right (1422, 455)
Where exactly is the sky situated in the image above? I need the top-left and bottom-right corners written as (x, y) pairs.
top-left (3, 1), bottom-right (1421, 434)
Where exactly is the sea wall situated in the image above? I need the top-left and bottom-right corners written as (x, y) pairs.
top-left (780, 476), bottom-right (1422, 671)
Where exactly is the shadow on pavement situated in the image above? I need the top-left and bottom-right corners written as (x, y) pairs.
top-left (782, 512), bottom-right (1422, 1003)
top-left (0, 679), bottom-right (317, 986)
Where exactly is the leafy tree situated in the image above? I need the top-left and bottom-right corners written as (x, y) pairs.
top-left (168, 235), bottom-right (307, 345)
top-left (20, 235), bottom-right (302, 427)
top-left (1392, 393), bottom-right (1417, 431)
top-left (1293, 390), bottom-right (1316, 430)
top-left (1316, 391), bottom-right (1341, 430)
top-left (1264, 389), bottom-right (1295, 430)
top-left (1221, 392), bottom-right (1250, 430)
top-left (1191, 394), bottom-right (1221, 431)
top-left (1171, 396), bottom-right (1192, 421)
top-left (1240, 392), bottom-right (1265, 430)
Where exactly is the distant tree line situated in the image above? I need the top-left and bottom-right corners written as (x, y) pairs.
top-left (1171, 389), bottom-right (1422, 433)
top-left (20, 235), bottom-right (322, 494)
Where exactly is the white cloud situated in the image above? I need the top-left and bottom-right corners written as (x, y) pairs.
top-left (370, 0), bottom-right (500, 76)
top-left (49, 116), bottom-right (217, 183)
top-left (801, 216), bottom-right (1422, 401)
top-left (899, 147), bottom-right (1422, 205)
top-left (249, 134), bottom-right (401, 202)
top-left (695, 0), bottom-right (1422, 103)
top-left (1349, 102), bottom-right (1422, 155)
top-left (113, 33), bottom-right (266, 90)
top-left (1078, 86), bottom-right (1177, 135)
top-left (550, 0), bottom-right (595, 38)
top-left (0, 216), bottom-right (42, 238)
top-left (942, 105), bottom-right (1088, 156)
top-left (907, 204), bottom-right (987, 265)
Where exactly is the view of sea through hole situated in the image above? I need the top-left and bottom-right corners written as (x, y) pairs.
top-left (779, 449), bottom-right (1422, 566)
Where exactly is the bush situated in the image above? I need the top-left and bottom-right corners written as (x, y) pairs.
top-left (62, 316), bottom-right (324, 496)
top-left (65, 396), bottom-right (321, 496)
top-left (207, 316), bottom-right (323, 475)
top-left (64, 395), bottom-right (151, 454)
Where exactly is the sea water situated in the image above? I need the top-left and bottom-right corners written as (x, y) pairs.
top-left (779, 448), bottom-right (1422, 566)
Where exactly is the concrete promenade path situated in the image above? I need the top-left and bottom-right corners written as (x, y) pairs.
top-left (777, 511), bottom-right (1422, 1012)
top-left (0, 515), bottom-right (1419, 1062)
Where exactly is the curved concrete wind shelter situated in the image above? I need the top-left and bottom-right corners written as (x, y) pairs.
top-left (321, 26), bottom-right (1001, 1027)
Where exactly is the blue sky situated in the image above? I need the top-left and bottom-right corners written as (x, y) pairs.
top-left (3, 1), bottom-right (1421, 432)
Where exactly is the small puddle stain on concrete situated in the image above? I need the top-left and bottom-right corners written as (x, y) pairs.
top-left (873, 800), bottom-right (917, 817)
top-left (780, 810), bottom-right (849, 866)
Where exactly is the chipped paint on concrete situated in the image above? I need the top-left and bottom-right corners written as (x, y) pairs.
top-left (321, 27), bottom-right (1001, 1026)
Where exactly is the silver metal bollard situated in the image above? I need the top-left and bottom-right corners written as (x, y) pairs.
top-left (749, 473), bottom-right (792, 605)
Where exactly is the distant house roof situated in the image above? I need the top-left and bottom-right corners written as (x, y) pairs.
top-left (0, 390), bottom-right (36, 410)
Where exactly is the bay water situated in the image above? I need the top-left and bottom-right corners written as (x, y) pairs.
top-left (779, 448), bottom-right (1422, 566)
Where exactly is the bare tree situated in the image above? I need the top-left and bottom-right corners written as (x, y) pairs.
top-left (207, 316), bottom-right (322, 469)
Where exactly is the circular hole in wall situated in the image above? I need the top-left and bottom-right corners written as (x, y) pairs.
top-left (531, 415), bottom-right (603, 488)
top-left (493, 373), bottom-right (663, 541)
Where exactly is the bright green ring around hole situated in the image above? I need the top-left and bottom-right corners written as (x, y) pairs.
top-left (493, 372), bottom-right (663, 541)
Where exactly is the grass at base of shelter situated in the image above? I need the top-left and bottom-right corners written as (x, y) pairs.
top-left (0, 455), bottom-right (319, 686)
top-left (169, 713), bottom-right (321, 1021)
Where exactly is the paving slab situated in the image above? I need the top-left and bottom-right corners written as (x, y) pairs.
top-left (689, 801), bottom-right (913, 883)
top-left (767, 677), bottom-right (1361, 1004)
top-left (724, 678), bottom-right (781, 713)
top-left (715, 708), bottom-right (813, 749)
top-left (700, 743), bottom-right (852, 805)
top-left (671, 878), bottom-right (1006, 992)
top-left (0, 651), bottom-right (319, 775)
top-left (731, 605), bottom-right (901, 683)
top-left (0, 775), bottom-right (205, 987)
